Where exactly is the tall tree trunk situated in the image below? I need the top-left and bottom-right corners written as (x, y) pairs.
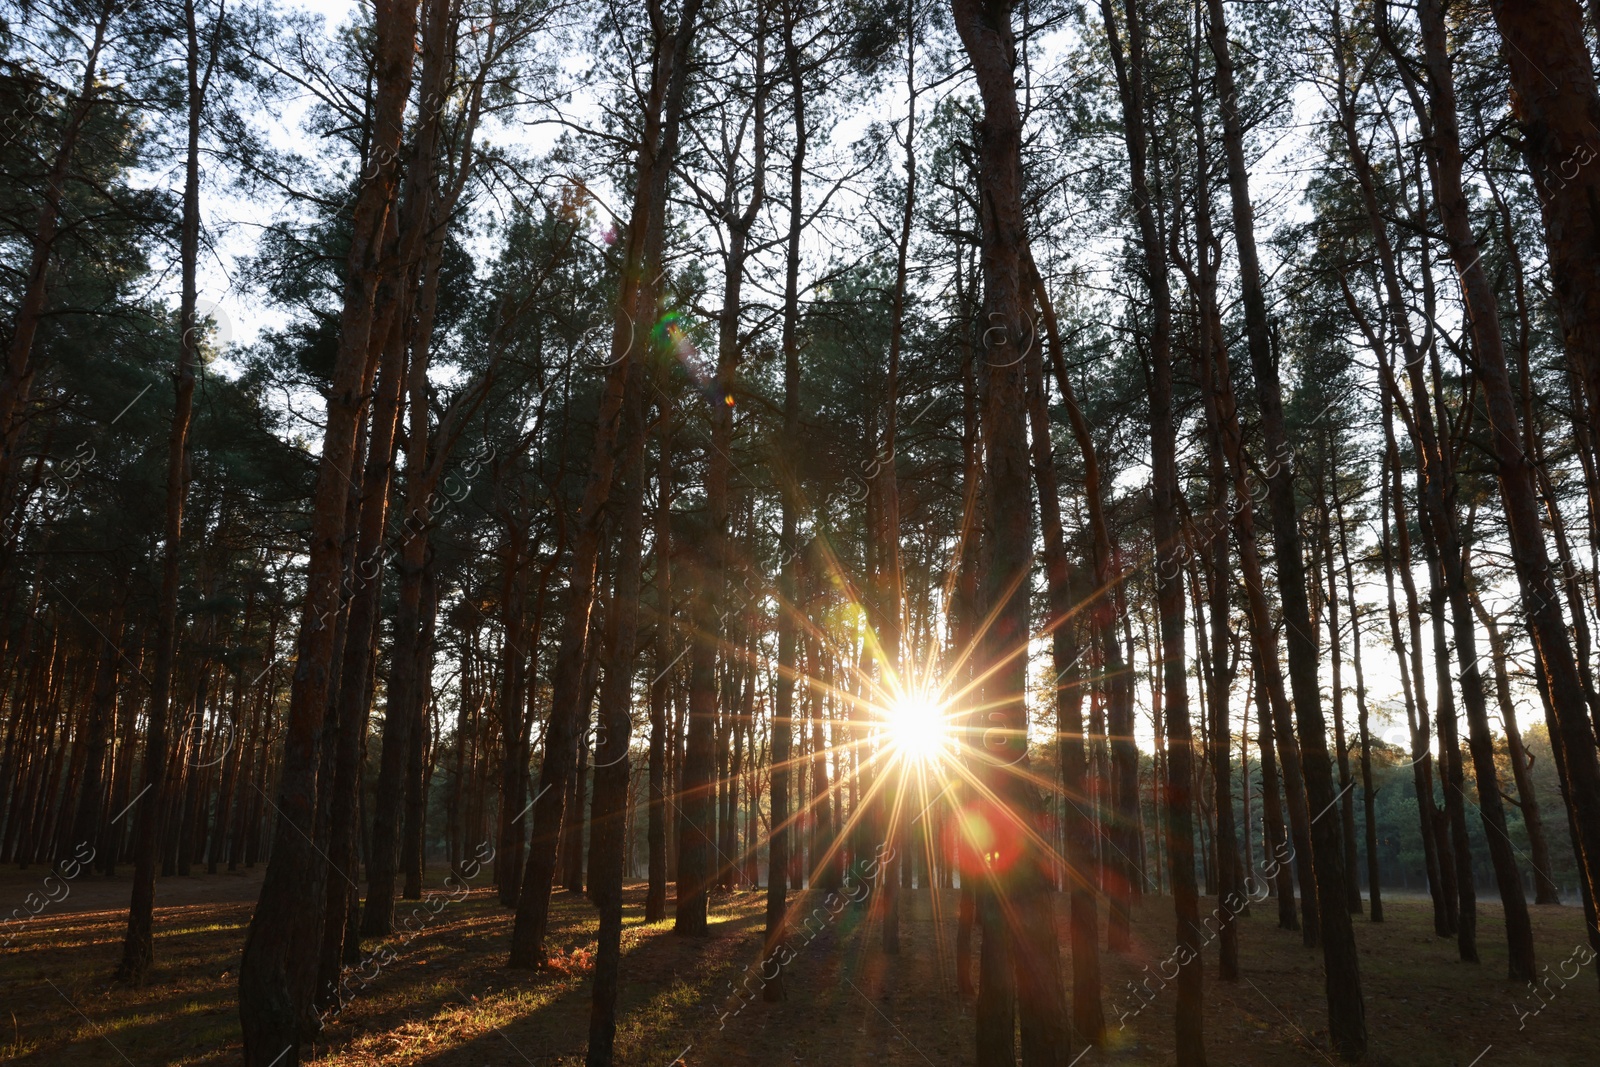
top-left (1212, 0), bottom-right (1365, 1053)
top-left (118, 0), bottom-right (206, 982)
top-left (361, 0), bottom-right (495, 927)
top-left (0, 2), bottom-right (114, 548)
top-left (316, 314), bottom-right (409, 1010)
top-left (585, 356), bottom-right (653, 1067)
top-left (678, 0), bottom-right (758, 933)
top-left (646, 409), bottom-right (674, 924)
top-left (764, 0), bottom-right (808, 999)
top-left (1102, 0), bottom-right (1205, 1052)
top-left (952, 257), bottom-right (982, 997)
top-left (237, 2), bottom-right (418, 1057)
top-left (1395, 0), bottom-right (1575, 977)
top-left (953, 2), bottom-right (1069, 1063)
top-left (1027, 325), bottom-right (1104, 1039)
top-left (877, 0), bottom-right (915, 954)
top-left (511, 0), bottom-right (702, 965)
top-left (1170, 48), bottom-right (1243, 972)
top-left (1030, 270), bottom-right (1105, 1036)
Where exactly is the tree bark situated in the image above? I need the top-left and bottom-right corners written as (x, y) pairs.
top-left (1027, 320), bottom-right (1104, 1038)
top-left (1213, 0), bottom-right (1365, 1053)
top-left (678, 0), bottom-right (755, 933)
top-left (1488, 0), bottom-right (1600, 450)
top-left (237, 2), bottom-right (418, 1057)
top-left (0, 2), bottom-right (115, 546)
top-left (118, 0), bottom-right (206, 982)
top-left (646, 410), bottom-right (673, 924)
top-left (585, 356), bottom-right (652, 1067)
top-left (512, 0), bottom-right (703, 964)
top-left (953, 1), bottom-right (1070, 1063)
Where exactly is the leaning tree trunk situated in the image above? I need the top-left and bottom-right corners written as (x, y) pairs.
top-left (1403, 0), bottom-right (1577, 977)
top-left (0, 3), bottom-right (113, 554)
top-left (237, 2), bottom-right (417, 1059)
top-left (1038, 277), bottom-right (1139, 955)
top-left (1339, 54), bottom-right (1508, 964)
top-left (1471, 590), bottom-right (1561, 906)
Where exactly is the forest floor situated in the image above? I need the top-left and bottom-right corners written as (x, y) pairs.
top-left (0, 863), bottom-right (1593, 1067)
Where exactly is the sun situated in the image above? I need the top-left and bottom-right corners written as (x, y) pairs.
top-left (881, 690), bottom-right (954, 765)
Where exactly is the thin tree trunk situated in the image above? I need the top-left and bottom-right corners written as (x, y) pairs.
top-left (1213, 0), bottom-right (1365, 1052)
top-left (1470, 589), bottom-right (1561, 906)
top-left (1335, 477), bottom-right (1381, 921)
top-left (119, 0), bottom-right (207, 982)
top-left (1249, 642), bottom-right (1296, 927)
top-left (585, 352), bottom-right (652, 1067)
top-left (1027, 324), bottom-right (1104, 1039)
top-left (764, 0), bottom-right (807, 999)
top-left (646, 411), bottom-right (673, 924)
top-left (0, 2), bottom-right (114, 544)
top-left (877, 0), bottom-right (915, 954)
top-left (1318, 461), bottom-right (1361, 915)
top-left (678, 0), bottom-right (756, 933)
top-left (511, 0), bottom-right (702, 965)
top-left (70, 598), bottom-right (125, 864)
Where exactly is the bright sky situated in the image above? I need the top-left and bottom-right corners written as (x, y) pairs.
top-left (173, 0), bottom-right (1551, 762)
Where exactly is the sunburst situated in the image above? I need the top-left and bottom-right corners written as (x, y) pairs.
top-left (876, 688), bottom-right (956, 766)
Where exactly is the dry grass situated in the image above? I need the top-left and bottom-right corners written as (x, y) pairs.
top-left (0, 864), bottom-right (1593, 1066)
